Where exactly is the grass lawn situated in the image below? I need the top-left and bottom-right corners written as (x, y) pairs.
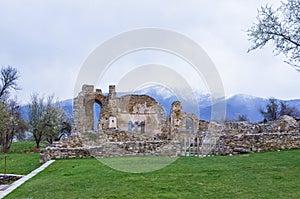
top-left (0, 141), bottom-right (47, 175)
top-left (0, 153), bottom-right (40, 175)
top-left (5, 149), bottom-right (300, 199)
top-left (9, 141), bottom-right (49, 153)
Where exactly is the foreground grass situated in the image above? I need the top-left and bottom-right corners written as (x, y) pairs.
top-left (0, 153), bottom-right (40, 175)
top-left (0, 141), bottom-right (46, 175)
top-left (6, 149), bottom-right (300, 199)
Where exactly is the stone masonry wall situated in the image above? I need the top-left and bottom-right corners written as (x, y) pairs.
top-left (40, 139), bottom-right (180, 163)
top-left (215, 132), bottom-right (300, 155)
top-left (40, 115), bottom-right (300, 162)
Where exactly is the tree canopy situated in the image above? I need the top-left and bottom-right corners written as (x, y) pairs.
top-left (0, 66), bottom-right (20, 100)
top-left (247, 0), bottom-right (300, 71)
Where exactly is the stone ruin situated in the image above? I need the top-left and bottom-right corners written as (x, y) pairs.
top-left (72, 84), bottom-right (166, 135)
top-left (40, 85), bottom-right (300, 162)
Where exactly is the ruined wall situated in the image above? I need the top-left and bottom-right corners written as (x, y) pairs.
top-left (40, 115), bottom-right (300, 162)
top-left (73, 85), bottom-right (166, 134)
top-left (167, 101), bottom-right (199, 137)
top-left (184, 115), bottom-right (300, 155)
top-left (40, 133), bottom-right (180, 163)
top-left (64, 86), bottom-right (300, 162)
top-left (215, 132), bottom-right (300, 155)
top-left (73, 85), bottom-right (106, 132)
top-left (114, 95), bottom-right (166, 134)
top-left (214, 115), bottom-right (300, 155)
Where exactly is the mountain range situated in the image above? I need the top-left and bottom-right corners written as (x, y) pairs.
top-left (21, 86), bottom-right (300, 123)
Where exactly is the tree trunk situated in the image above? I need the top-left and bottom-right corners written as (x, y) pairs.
top-left (1, 131), bottom-right (12, 153)
top-left (33, 129), bottom-right (41, 148)
top-left (35, 139), bottom-right (40, 149)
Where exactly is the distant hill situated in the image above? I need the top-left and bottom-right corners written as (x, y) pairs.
top-left (21, 86), bottom-right (300, 123)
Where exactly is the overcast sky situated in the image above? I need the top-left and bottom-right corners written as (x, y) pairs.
top-left (1, 0), bottom-right (300, 104)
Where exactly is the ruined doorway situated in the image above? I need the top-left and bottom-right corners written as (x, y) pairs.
top-left (94, 102), bottom-right (101, 130)
top-left (85, 99), bottom-right (102, 131)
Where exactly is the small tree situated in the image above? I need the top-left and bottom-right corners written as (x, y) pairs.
top-left (279, 101), bottom-right (300, 119)
top-left (43, 96), bottom-right (66, 144)
top-left (0, 99), bottom-right (26, 153)
top-left (0, 66), bottom-right (22, 153)
top-left (260, 98), bottom-right (279, 121)
top-left (28, 94), bottom-right (67, 148)
top-left (247, 0), bottom-right (300, 71)
top-left (260, 98), bottom-right (300, 121)
top-left (28, 94), bottom-right (44, 148)
top-left (0, 102), bottom-right (10, 151)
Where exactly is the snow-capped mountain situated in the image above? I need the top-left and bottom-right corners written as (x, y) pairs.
top-left (224, 94), bottom-right (268, 122)
top-left (21, 86), bottom-right (300, 123)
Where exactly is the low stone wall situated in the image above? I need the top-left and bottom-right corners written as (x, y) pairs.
top-left (40, 131), bottom-right (300, 162)
top-left (40, 140), bottom-right (180, 163)
top-left (215, 131), bottom-right (300, 155)
top-left (40, 147), bottom-right (91, 163)
top-left (89, 140), bottom-right (181, 158)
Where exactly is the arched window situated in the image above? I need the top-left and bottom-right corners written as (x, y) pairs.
top-left (94, 102), bottom-right (101, 130)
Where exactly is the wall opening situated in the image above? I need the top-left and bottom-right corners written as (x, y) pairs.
top-left (94, 102), bottom-right (101, 130)
top-left (186, 117), bottom-right (193, 132)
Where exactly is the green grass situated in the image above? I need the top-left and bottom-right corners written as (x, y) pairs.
top-left (0, 153), bottom-right (41, 175)
top-left (5, 149), bottom-right (300, 199)
top-left (0, 141), bottom-right (47, 175)
top-left (8, 141), bottom-right (49, 153)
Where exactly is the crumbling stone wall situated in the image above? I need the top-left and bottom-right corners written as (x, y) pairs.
top-left (40, 115), bottom-right (300, 162)
top-left (73, 85), bottom-right (106, 132)
top-left (167, 101), bottom-right (199, 137)
top-left (214, 115), bottom-right (300, 155)
top-left (40, 134), bottom-right (90, 163)
top-left (45, 86), bottom-right (300, 163)
top-left (40, 132), bottom-right (180, 162)
top-left (184, 115), bottom-right (300, 155)
top-left (215, 132), bottom-right (300, 155)
top-left (73, 85), bottom-right (166, 134)
top-left (113, 94), bottom-right (166, 134)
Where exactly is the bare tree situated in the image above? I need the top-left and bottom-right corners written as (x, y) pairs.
top-left (0, 66), bottom-right (20, 100)
top-left (279, 101), bottom-right (300, 118)
top-left (28, 94), bottom-right (44, 148)
top-left (260, 98), bottom-right (279, 122)
top-left (247, 0), bottom-right (300, 71)
top-left (260, 98), bottom-right (299, 121)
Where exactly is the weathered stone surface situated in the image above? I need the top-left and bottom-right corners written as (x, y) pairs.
top-left (215, 132), bottom-right (300, 155)
top-left (41, 84), bottom-right (300, 162)
top-left (166, 101), bottom-right (199, 138)
top-left (40, 133), bottom-right (181, 162)
top-left (73, 85), bottom-right (166, 135)
top-left (40, 147), bottom-right (90, 163)
top-left (233, 147), bottom-right (251, 153)
top-left (41, 116), bottom-right (300, 162)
